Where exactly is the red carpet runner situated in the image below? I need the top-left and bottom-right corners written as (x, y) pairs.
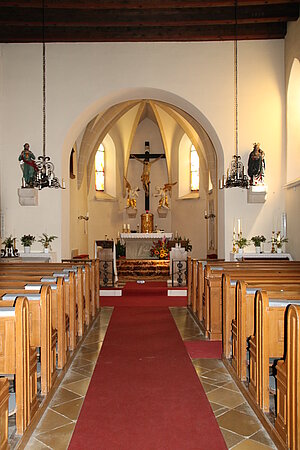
top-left (69, 306), bottom-right (227, 449)
top-left (184, 340), bottom-right (223, 359)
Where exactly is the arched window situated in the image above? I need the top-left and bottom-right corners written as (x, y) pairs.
top-left (95, 143), bottom-right (105, 191)
top-left (190, 145), bottom-right (199, 191)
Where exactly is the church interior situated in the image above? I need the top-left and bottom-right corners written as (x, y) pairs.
top-left (0, 1), bottom-right (300, 449)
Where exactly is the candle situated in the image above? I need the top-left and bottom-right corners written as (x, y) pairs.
top-left (62, 178), bottom-right (66, 189)
top-left (237, 219), bottom-right (241, 235)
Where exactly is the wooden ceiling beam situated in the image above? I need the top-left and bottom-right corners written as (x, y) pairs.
top-left (0, 0), bottom-right (298, 9)
top-left (0, 4), bottom-right (298, 27)
top-left (0, 22), bottom-right (286, 42)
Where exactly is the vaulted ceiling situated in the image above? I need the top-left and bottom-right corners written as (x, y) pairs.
top-left (0, 1), bottom-right (299, 43)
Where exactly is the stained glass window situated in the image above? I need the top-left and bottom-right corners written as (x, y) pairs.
top-left (95, 143), bottom-right (105, 191)
top-left (190, 145), bottom-right (199, 191)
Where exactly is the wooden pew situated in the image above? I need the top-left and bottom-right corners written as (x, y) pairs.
top-left (0, 268), bottom-right (79, 350)
top-left (0, 263), bottom-right (87, 338)
top-left (275, 304), bottom-right (300, 450)
top-left (62, 259), bottom-right (99, 315)
top-left (247, 290), bottom-right (300, 413)
top-left (0, 260), bottom-right (98, 318)
top-left (0, 377), bottom-right (9, 450)
top-left (0, 276), bottom-right (69, 369)
top-left (0, 286), bottom-right (56, 395)
top-left (233, 281), bottom-right (300, 381)
top-left (222, 273), bottom-right (300, 359)
top-left (204, 264), bottom-right (300, 340)
top-left (0, 297), bottom-right (38, 435)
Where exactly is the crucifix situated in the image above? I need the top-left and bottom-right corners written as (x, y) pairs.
top-left (130, 141), bottom-right (166, 211)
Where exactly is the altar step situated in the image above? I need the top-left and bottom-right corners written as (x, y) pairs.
top-left (116, 258), bottom-right (170, 281)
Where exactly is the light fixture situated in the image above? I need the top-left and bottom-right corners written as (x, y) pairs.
top-left (219, 0), bottom-right (249, 190)
top-left (33, 0), bottom-right (65, 190)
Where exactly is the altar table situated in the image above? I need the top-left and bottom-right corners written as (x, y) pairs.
top-left (120, 233), bottom-right (173, 260)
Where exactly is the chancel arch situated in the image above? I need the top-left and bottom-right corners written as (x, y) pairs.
top-left (64, 89), bottom-right (224, 259)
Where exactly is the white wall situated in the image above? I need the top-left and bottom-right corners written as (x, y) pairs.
top-left (0, 40), bottom-right (287, 259)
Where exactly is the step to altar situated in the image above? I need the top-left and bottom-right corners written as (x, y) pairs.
top-left (116, 258), bottom-right (170, 281)
top-left (100, 282), bottom-right (187, 297)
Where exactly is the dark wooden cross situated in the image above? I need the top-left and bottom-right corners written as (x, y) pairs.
top-left (130, 141), bottom-right (165, 211)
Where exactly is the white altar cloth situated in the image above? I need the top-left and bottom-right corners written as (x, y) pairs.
top-left (120, 233), bottom-right (173, 259)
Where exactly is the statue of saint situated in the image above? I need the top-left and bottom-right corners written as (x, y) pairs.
top-left (154, 182), bottom-right (177, 208)
top-left (19, 143), bottom-right (38, 187)
top-left (124, 177), bottom-right (139, 209)
top-left (248, 142), bottom-right (265, 185)
top-left (132, 153), bottom-right (163, 195)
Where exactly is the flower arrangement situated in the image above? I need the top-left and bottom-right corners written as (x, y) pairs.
top-left (20, 234), bottom-right (35, 247)
top-left (251, 235), bottom-right (266, 247)
top-left (150, 238), bottom-right (169, 259)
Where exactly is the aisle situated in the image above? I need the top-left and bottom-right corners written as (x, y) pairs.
top-left (68, 306), bottom-right (227, 449)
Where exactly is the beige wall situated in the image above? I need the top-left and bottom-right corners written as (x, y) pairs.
top-left (0, 40), bottom-right (289, 259)
top-left (284, 18), bottom-right (300, 260)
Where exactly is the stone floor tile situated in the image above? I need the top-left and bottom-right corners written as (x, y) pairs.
top-left (217, 410), bottom-right (261, 437)
top-left (35, 409), bottom-right (73, 434)
top-left (51, 397), bottom-right (84, 421)
top-left (207, 387), bottom-right (245, 409)
top-left (63, 378), bottom-right (91, 396)
top-left (50, 387), bottom-right (83, 407)
top-left (34, 423), bottom-right (76, 450)
top-left (231, 438), bottom-right (275, 449)
top-left (220, 428), bottom-right (245, 449)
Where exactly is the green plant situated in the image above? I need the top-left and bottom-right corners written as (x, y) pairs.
top-left (20, 234), bottom-right (35, 247)
top-left (236, 237), bottom-right (249, 249)
top-left (251, 235), bottom-right (266, 247)
top-left (2, 235), bottom-right (16, 248)
top-left (38, 233), bottom-right (57, 250)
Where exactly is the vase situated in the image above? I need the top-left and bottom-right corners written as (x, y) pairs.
top-left (277, 247), bottom-right (282, 254)
top-left (44, 247), bottom-right (49, 253)
top-left (238, 248), bottom-right (244, 254)
top-left (24, 246), bottom-right (31, 254)
top-left (255, 246), bottom-right (260, 254)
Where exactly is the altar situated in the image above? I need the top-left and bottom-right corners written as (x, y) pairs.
top-left (120, 232), bottom-right (173, 259)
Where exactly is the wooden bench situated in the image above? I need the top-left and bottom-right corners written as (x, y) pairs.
top-left (0, 377), bottom-right (9, 450)
top-left (247, 290), bottom-right (300, 413)
top-left (222, 273), bottom-right (300, 359)
top-left (0, 276), bottom-right (70, 369)
top-left (62, 259), bottom-right (99, 314)
top-left (0, 286), bottom-right (56, 395)
top-left (275, 304), bottom-right (300, 450)
top-left (0, 263), bottom-right (91, 338)
top-left (0, 267), bottom-right (81, 350)
top-left (232, 281), bottom-right (300, 381)
top-left (203, 264), bottom-right (300, 340)
top-left (0, 297), bottom-right (38, 435)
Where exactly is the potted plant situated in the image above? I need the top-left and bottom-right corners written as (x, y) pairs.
top-left (276, 236), bottom-right (288, 253)
top-left (235, 237), bottom-right (249, 254)
top-left (38, 233), bottom-right (57, 253)
top-left (20, 234), bottom-right (35, 253)
top-left (1, 235), bottom-right (18, 258)
top-left (251, 235), bottom-right (266, 253)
